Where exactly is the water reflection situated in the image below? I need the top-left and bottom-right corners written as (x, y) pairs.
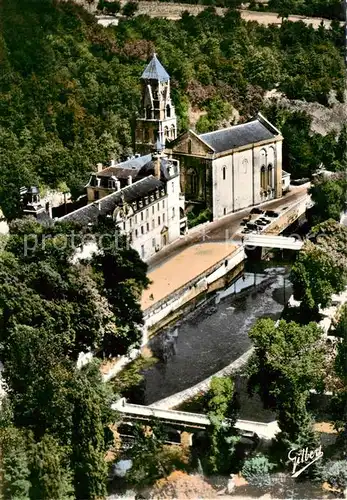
top-left (143, 267), bottom-right (292, 405)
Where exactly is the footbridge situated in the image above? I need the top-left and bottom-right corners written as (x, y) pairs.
top-left (112, 398), bottom-right (280, 440)
top-left (243, 234), bottom-right (303, 250)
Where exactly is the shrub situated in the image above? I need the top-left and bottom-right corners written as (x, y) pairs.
top-left (319, 460), bottom-right (347, 492)
top-left (241, 454), bottom-right (275, 487)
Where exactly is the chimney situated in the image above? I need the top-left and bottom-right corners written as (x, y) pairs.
top-left (115, 180), bottom-right (121, 191)
top-left (128, 175), bottom-right (132, 186)
top-left (111, 159), bottom-right (116, 167)
top-left (97, 163), bottom-right (103, 172)
top-left (153, 153), bottom-right (161, 180)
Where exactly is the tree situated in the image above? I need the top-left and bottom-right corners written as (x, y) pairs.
top-left (241, 454), bottom-right (275, 487)
top-left (331, 304), bottom-right (347, 455)
top-left (310, 174), bottom-right (346, 223)
top-left (205, 376), bottom-right (239, 474)
top-left (248, 319), bottom-right (325, 455)
top-left (122, 1), bottom-right (138, 17)
top-left (0, 426), bottom-right (31, 500)
top-left (290, 221), bottom-right (347, 316)
top-left (29, 434), bottom-right (74, 500)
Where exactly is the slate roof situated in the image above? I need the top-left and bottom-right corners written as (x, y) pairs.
top-left (61, 176), bottom-right (164, 226)
top-left (96, 154), bottom-right (152, 179)
top-left (199, 119), bottom-right (277, 154)
top-left (138, 157), bottom-right (177, 181)
top-left (141, 54), bottom-right (170, 82)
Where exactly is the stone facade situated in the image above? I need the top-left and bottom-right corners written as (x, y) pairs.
top-left (170, 114), bottom-right (284, 220)
top-left (135, 54), bottom-right (177, 154)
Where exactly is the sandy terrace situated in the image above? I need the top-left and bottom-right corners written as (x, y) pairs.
top-left (141, 242), bottom-right (237, 311)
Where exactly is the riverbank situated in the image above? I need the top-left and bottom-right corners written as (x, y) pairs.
top-left (142, 265), bottom-right (293, 405)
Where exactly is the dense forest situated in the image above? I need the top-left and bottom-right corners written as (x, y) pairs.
top-left (0, 0), bottom-right (345, 219)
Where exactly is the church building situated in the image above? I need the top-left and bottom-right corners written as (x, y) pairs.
top-left (135, 55), bottom-right (287, 221)
top-left (170, 114), bottom-right (284, 220)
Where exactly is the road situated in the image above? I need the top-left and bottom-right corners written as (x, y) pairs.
top-left (147, 184), bottom-right (309, 271)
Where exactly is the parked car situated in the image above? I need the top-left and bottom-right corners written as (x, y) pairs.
top-left (246, 222), bottom-right (258, 230)
top-left (250, 207), bottom-right (264, 214)
top-left (264, 210), bottom-right (279, 217)
top-left (255, 220), bottom-right (267, 226)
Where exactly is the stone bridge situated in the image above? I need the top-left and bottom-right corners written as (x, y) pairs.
top-left (112, 398), bottom-right (280, 446)
top-left (243, 234), bottom-right (304, 250)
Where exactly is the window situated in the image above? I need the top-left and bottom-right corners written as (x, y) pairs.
top-left (146, 106), bottom-right (152, 119)
top-left (141, 245), bottom-right (145, 259)
top-left (152, 206), bottom-right (155, 214)
top-left (261, 166), bottom-right (266, 190)
top-left (157, 203), bottom-right (160, 211)
top-left (268, 164), bottom-right (273, 188)
top-left (152, 220), bottom-right (155, 229)
top-left (242, 159), bottom-right (248, 174)
top-left (223, 208), bottom-right (226, 216)
top-left (108, 179), bottom-right (115, 189)
top-left (135, 215), bottom-right (137, 224)
top-left (123, 222), bottom-right (126, 231)
top-left (135, 229), bottom-right (138, 238)
top-left (141, 226), bottom-right (144, 235)
top-left (158, 216), bottom-right (161, 225)
top-left (222, 166), bottom-right (226, 181)
top-left (164, 126), bottom-right (169, 139)
top-left (166, 104), bottom-right (171, 118)
top-left (170, 125), bottom-right (175, 139)
top-left (146, 209), bottom-right (149, 218)
top-left (129, 218), bottom-right (132, 228)
top-left (141, 212), bottom-right (144, 221)
top-left (94, 190), bottom-right (100, 200)
top-left (172, 207), bottom-right (175, 218)
top-left (188, 139), bottom-right (192, 154)
top-left (172, 181), bottom-right (174, 193)
top-left (162, 200), bottom-right (165, 208)
top-left (152, 238), bottom-right (156, 248)
top-left (146, 223), bottom-right (149, 232)
top-left (163, 213), bottom-right (165, 223)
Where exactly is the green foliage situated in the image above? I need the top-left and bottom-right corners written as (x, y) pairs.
top-left (187, 207), bottom-right (212, 228)
top-left (122, 1), bottom-right (139, 17)
top-left (318, 460), bottom-right (347, 491)
top-left (291, 221), bottom-right (347, 314)
top-left (0, 0), bottom-right (344, 218)
top-left (268, 0), bottom-right (344, 20)
top-left (241, 454), bottom-right (275, 487)
top-left (0, 217), bottom-right (147, 498)
top-left (99, 1), bottom-right (121, 14)
top-left (205, 377), bottom-right (239, 474)
top-left (248, 319), bottom-right (325, 453)
top-left (127, 423), bottom-right (186, 486)
top-left (0, 426), bottom-right (31, 500)
top-left (29, 434), bottom-right (74, 500)
top-left (310, 174), bottom-right (347, 223)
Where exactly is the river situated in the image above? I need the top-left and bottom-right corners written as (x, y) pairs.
top-left (142, 262), bottom-right (293, 406)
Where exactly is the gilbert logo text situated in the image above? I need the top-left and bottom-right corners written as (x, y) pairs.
top-left (288, 446), bottom-right (324, 477)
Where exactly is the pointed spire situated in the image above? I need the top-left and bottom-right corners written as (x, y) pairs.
top-left (141, 53), bottom-right (170, 82)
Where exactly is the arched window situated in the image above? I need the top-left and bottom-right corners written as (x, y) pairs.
top-left (267, 164), bottom-right (273, 188)
top-left (188, 139), bottom-right (192, 154)
top-left (222, 166), bottom-right (226, 181)
top-left (261, 166), bottom-right (266, 190)
top-left (164, 126), bottom-right (169, 139)
top-left (187, 168), bottom-right (197, 195)
top-left (170, 125), bottom-right (175, 139)
top-left (166, 104), bottom-right (171, 118)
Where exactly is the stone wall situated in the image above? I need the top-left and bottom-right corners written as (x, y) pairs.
top-left (149, 347), bottom-right (254, 409)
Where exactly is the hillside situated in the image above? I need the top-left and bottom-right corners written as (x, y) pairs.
top-left (0, 0), bottom-right (345, 219)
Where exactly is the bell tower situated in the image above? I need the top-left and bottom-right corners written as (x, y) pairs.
top-left (135, 53), bottom-right (177, 155)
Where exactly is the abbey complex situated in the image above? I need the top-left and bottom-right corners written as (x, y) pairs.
top-left (23, 54), bottom-right (290, 261)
